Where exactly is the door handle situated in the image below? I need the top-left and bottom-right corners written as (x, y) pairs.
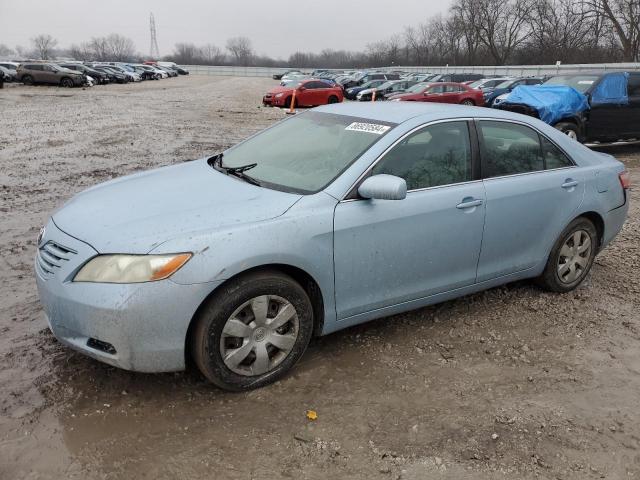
top-left (562, 179), bottom-right (578, 189)
top-left (456, 198), bottom-right (483, 209)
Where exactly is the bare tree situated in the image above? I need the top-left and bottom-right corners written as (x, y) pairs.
top-left (200, 44), bottom-right (226, 64)
top-left (105, 34), bottom-right (136, 61)
top-left (0, 44), bottom-right (14, 58)
top-left (585, 0), bottom-right (640, 61)
top-left (454, 0), bottom-right (533, 64)
top-left (226, 37), bottom-right (254, 66)
top-left (31, 34), bottom-right (58, 60)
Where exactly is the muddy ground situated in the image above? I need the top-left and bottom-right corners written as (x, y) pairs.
top-left (1, 75), bottom-right (639, 479)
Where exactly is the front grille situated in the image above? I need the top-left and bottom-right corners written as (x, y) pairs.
top-left (37, 241), bottom-right (76, 276)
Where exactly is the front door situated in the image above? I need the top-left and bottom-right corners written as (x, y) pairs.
top-left (333, 120), bottom-right (486, 319)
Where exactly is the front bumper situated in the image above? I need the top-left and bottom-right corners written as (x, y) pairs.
top-left (35, 219), bottom-right (221, 372)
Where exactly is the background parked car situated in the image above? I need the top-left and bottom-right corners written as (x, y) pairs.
top-left (0, 65), bottom-right (17, 82)
top-left (264, 79), bottom-right (343, 108)
top-left (484, 77), bottom-right (545, 106)
top-left (59, 63), bottom-right (110, 85)
top-left (356, 80), bottom-right (419, 101)
top-left (390, 82), bottom-right (484, 106)
top-left (273, 69), bottom-right (302, 80)
top-left (468, 77), bottom-right (514, 91)
top-left (496, 71), bottom-right (640, 143)
top-left (92, 65), bottom-right (129, 84)
top-left (17, 63), bottom-right (85, 87)
top-left (345, 79), bottom-right (387, 100)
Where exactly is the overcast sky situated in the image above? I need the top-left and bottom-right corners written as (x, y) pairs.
top-left (0, 0), bottom-right (451, 58)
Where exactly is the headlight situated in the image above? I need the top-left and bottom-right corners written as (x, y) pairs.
top-left (74, 253), bottom-right (191, 283)
top-left (275, 92), bottom-right (284, 98)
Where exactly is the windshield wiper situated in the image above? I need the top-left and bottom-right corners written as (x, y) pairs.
top-left (210, 154), bottom-right (262, 187)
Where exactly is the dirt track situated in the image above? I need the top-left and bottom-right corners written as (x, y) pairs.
top-left (1, 76), bottom-right (639, 479)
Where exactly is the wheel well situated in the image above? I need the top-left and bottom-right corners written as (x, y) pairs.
top-left (579, 211), bottom-right (605, 250)
top-left (184, 264), bottom-right (325, 365)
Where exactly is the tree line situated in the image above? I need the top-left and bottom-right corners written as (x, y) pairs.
top-left (1, 0), bottom-right (637, 67)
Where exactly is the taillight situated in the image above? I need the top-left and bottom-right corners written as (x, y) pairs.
top-left (619, 171), bottom-right (631, 190)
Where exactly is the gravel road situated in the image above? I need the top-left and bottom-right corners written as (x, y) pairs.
top-left (1, 76), bottom-right (639, 479)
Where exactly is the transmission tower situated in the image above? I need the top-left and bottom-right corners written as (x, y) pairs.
top-left (149, 12), bottom-right (160, 59)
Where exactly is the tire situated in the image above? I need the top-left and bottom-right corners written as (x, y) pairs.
top-left (536, 217), bottom-right (598, 293)
top-left (190, 270), bottom-right (314, 391)
top-left (22, 75), bottom-right (34, 85)
top-left (328, 95), bottom-right (339, 104)
top-left (60, 77), bottom-right (73, 88)
top-left (284, 96), bottom-right (296, 108)
top-left (461, 99), bottom-right (475, 106)
top-left (554, 122), bottom-right (581, 142)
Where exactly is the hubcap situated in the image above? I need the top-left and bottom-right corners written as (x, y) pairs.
top-left (557, 230), bottom-right (592, 284)
top-left (220, 295), bottom-right (299, 376)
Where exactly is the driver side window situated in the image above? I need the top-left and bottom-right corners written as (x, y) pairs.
top-left (371, 121), bottom-right (472, 190)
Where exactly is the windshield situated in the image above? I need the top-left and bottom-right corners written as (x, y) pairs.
top-left (377, 81), bottom-right (394, 90)
top-left (495, 80), bottom-right (516, 89)
top-left (218, 112), bottom-right (396, 194)
top-left (406, 83), bottom-right (428, 93)
top-left (544, 75), bottom-right (600, 93)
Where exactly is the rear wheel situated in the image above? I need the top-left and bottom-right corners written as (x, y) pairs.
top-left (554, 122), bottom-right (581, 142)
top-left (22, 75), bottom-right (34, 85)
top-left (461, 99), bottom-right (475, 106)
top-left (190, 270), bottom-right (314, 391)
top-left (328, 95), bottom-right (339, 104)
top-left (536, 217), bottom-right (598, 292)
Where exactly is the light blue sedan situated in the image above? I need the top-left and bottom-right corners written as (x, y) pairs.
top-left (36, 103), bottom-right (629, 390)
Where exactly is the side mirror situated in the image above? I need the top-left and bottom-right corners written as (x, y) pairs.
top-left (358, 174), bottom-right (407, 201)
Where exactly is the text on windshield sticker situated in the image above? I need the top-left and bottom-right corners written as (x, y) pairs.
top-left (345, 122), bottom-right (391, 135)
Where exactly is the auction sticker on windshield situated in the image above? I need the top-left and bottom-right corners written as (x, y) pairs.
top-left (345, 122), bottom-right (391, 135)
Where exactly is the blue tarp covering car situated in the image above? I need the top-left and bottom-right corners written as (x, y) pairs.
top-left (498, 85), bottom-right (590, 125)
top-left (590, 72), bottom-right (629, 105)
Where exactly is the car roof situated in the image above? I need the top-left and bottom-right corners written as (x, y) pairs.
top-left (314, 102), bottom-right (532, 125)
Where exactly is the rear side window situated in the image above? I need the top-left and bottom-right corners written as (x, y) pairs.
top-left (479, 121), bottom-right (543, 177)
top-left (542, 137), bottom-right (573, 169)
top-left (372, 121), bottom-right (472, 190)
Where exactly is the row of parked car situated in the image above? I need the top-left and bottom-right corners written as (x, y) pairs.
top-left (0, 60), bottom-right (189, 87)
top-left (265, 68), bottom-right (640, 144)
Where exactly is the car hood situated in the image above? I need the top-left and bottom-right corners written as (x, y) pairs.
top-left (52, 159), bottom-right (302, 254)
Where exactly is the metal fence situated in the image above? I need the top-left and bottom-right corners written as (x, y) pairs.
top-left (185, 63), bottom-right (640, 78)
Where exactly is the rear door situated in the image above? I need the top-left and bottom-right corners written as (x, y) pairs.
top-left (476, 120), bottom-right (584, 281)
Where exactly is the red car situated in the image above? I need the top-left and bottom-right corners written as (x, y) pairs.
top-left (388, 82), bottom-right (484, 106)
top-left (263, 79), bottom-right (344, 108)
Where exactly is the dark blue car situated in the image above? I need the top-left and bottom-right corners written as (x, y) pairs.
top-left (345, 79), bottom-right (387, 100)
top-left (484, 77), bottom-right (544, 106)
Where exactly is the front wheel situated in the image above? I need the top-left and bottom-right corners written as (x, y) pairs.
top-left (554, 122), bottom-right (581, 142)
top-left (60, 77), bottom-right (74, 88)
top-left (536, 217), bottom-right (598, 293)
top-left (190, 271), bottom-right (314, 391)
